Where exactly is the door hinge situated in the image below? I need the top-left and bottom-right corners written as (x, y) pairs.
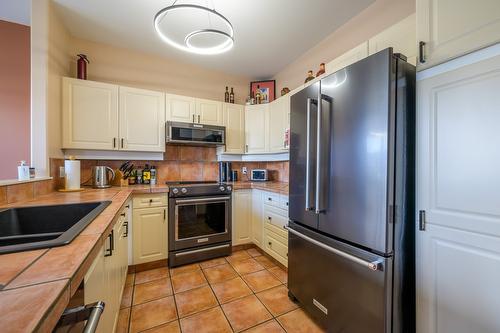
top-left (419, 210), bottom-right (426, 231)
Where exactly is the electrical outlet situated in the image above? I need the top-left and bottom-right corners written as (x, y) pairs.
top-left (59, 166), bottom-right (65, 178)
top-left (242, 167), bottom-right (247, 174)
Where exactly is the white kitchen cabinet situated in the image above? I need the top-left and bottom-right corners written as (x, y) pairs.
top-left (119, 86), bottom-right (165, 152)
top-left (369, 13), bottom-right (417, 65)
top-left (262, 192), bottom-right (288, 267)
top-left (245, 104), bottom-right (269, 153)
top-left (62, 77), bottom-right (119, 150)
top-left (251, 190), bottom-right (264, 247)
top-left (84, 211), bottom-right (129, 333)
top-left (268, 96), bottom-right (290, 152)
top-left (326, 41), bottom-right (369, 75)
top-left (416, 53), bottom-right (500, 332)
top-left (196, 98), bottom-right (223, 126)
top-left (63, 78), bottom-right (165, 152)
top-left (223, 103), bottom-right (245, 154)
top-left (132, 200), bottom-right (168, 265)
top-left (165, 93), bottom-right (196, 123)
top-left (232, 190), bottom-right (252, 245)
top-left (417, 0), bottom-right (500, 69)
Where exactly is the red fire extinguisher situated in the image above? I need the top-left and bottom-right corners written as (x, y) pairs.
top-left (77, 54), bottom-right (89, 80)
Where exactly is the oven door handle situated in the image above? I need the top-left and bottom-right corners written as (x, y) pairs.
top-left (175, 196), bottom-right (231, 204)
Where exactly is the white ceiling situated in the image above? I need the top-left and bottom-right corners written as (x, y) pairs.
top-left (52, 0), bottom-right (374, 79)
top-left (0, 0), bottom-right (31, 26)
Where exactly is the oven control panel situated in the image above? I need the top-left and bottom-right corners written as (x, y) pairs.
top-left (168, 184), bottom-right (232, 197)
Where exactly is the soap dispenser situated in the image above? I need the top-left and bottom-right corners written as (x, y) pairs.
top-left (18, 161), bottom-right (30, 180)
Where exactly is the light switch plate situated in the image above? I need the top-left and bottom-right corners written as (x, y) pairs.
top-left (242, 167), bottom-right (247, 174)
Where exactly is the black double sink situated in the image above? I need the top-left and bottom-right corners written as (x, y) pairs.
top-left (0, 201), bottom-right (111, 254)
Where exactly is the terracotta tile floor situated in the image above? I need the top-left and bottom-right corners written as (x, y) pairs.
top-left (118, 248), bottom-right (325, 333)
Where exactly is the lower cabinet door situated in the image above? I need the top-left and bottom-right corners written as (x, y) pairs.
top-left (264, 228), bottom-right (288, 267)
top-left (232, 190), bottom-right (252, 245)
top-left (251, 190), bottom-right (264, 247)
top-left (133, 207), bottom-right (168, 264)
top-left (84, 245), bottom-right (111, 333)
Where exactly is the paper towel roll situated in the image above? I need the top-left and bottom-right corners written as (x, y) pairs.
top-left (65, 159), bottom-right (81, 190)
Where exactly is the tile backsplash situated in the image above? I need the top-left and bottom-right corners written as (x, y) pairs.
top-left (1, 145), bottom-right (288, 205)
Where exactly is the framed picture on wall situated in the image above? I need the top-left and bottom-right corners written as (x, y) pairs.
top-left (250, 80), bottom-right (276, 103)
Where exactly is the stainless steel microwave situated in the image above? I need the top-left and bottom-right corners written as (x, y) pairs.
top-left (166, 121), bottom-right (225, 146)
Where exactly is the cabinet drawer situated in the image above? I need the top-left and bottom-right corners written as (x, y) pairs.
top-left (264, 229), bottom-right (288, 266)
top-left (263, 205), bottom-right (288, 239)
top-left (279, 195), bottom-right (289, 210)
top-left (133, 194), bottom-right (167, 209)
top-left (263, 192), bottom-right (281, 208)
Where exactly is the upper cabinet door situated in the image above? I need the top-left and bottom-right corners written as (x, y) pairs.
top-left (417, 0), bottom-right (500, 69)
top-left (369, 13), bottom-right (417, 65)
top-left (62, 78), bottom-right (119, 150)
top-left (196, 98), bottom-right (223, 125)
top-left (245, 104), bottom-right (269, 153)
top-left (268, 96), bottom-right (289, 152)
top-left (326, 41), bottom-right (369, 75)
top-left (223, 103), bottom-right (245, 154)
top-left (119, 87), bottom-right (165, 152)
top-left (165, 94), bottom-right (196, 123)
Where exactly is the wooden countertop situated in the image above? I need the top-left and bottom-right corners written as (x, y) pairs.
top-left (0, 185), bottom-right (169, 333)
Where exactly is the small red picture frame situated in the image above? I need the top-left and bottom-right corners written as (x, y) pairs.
top-left (250, 80), bottom-right (276, 103)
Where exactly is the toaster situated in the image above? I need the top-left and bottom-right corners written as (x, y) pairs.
top-left (250, 169), bottom-right (268, 181)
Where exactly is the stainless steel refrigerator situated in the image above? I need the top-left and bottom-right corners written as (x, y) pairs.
top-left (287, 48), bottom-right (415, 333)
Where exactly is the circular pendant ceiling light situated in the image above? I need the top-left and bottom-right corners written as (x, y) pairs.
top-left (154, 1), bottom-right (234, 55)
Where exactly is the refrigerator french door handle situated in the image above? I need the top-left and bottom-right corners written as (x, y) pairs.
top-left (305, 97), bottom-right (317, 212)
top-left (315, 93), bottom-right (333, 214)
top-left (315, 88), bottom-right (323, 214)
top-left (286, 225), bottom-right (383, 271)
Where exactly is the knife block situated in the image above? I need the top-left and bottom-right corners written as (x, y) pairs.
top-left (111, 169), bottom-right (128, 187)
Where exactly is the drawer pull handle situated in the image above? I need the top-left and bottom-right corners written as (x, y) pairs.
top-left (120, 213), bottom-right (126, 217)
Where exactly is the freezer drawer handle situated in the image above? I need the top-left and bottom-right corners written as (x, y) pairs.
top-left (285, 226), bottom-right (383, 271)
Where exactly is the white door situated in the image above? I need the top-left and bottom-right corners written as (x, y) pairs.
top-left (196, 98), bottom-right (223, 125)
top-left (325, 41), bottom-right (369, 74)
top-left (245, 104), bottom-right (269, 153)
top-left (165, 94), bottom-right (196, 123)
top-left (62, 77), bottom-right (119, 150)
top-left (223, 103), bottom-right (245, 154)
top-left (132, 207), bottom-right (168, 264)
top-left (417, 0), bottom-right (500, 69)
top-left (251, 190), bottom-right (264, 247)
top-left (119, 86), bottom-right (165, 152)
top-left (268, 96), bottom-right (289, 152)
top-left (369, 13), bottom-right (417, 65)
top-left (417, 53), bottom-right (500, 333)
top-left (232, 190), bottom-right (252, 245)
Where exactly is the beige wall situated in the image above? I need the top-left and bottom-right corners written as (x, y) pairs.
top-left (47, 1), bottom-right (71, 159)
top-left (273, 0), bottom-right (415, 92)
top-left (68, 38), bottom-right (250, 104)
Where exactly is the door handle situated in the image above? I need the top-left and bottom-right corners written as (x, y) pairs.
top-left (305, 97), bottom-right (316, 212)
top-left (104, 230), bottom-right (114, 257)
top-left (286, 225), bottom-right (383, 271)
top-left (198, 115), bottom-right (201, 123)
top-left (113, 137), bottom-right (116, 148)
top-left (419, 41), bottom-right (426, 63)
top-left (121, 138), bottom-right (124, 148)
top-left (124, 221), bottom-right (128, 237)
top-left (315, 89), bottom-right (322, 214)
top-left (192, 114), bottom-right (195, 123)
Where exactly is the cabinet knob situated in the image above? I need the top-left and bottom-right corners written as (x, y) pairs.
top-left (268, 241), bottom-right (272, 246)
top-left (149, 199), bottom-right (153, 203)
top-left (268, 197), bottom-right (272, 201)
top-left (268, 216), bottom-right (272, 220)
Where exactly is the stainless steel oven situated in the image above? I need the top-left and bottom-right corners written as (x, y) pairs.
top-left (167, 182), bottom-right (232, 267)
